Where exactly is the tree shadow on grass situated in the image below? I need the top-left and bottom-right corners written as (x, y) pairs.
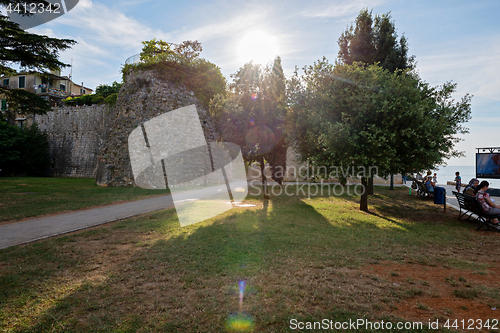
top-left (0, 190), bottom-right (490, 332)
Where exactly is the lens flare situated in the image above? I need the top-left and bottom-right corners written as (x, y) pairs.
top-left (251, 93), bottom-right (257, 101)
top-left (226, 281), bottom-right (254, 332)
top-left (226, 313), bottom-right (254, 332)
top-left (239, 280), bottom-right (246, 307)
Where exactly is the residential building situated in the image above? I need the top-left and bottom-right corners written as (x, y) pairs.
top-left (1, 70), bottom-right (93, 127)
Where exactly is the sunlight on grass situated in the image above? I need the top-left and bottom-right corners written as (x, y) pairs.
top-left (0, 178), bottom-right (170, 221)
top-left (1, 186), bottom-right (499, 332)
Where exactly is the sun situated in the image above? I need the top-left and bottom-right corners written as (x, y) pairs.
top-left (236, 30), bottom-right (279, 66)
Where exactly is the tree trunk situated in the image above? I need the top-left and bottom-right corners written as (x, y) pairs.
top-left (260, 157), bottom-right (269, 199)
top-left (368, 177), bottom-right (374, 195)
top-left (360, 177), bottom-right (368, 212)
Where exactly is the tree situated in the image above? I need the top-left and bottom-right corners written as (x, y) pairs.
top-left (0, 0), bottom-right (76, 117)
top-left (209, 57), bottom-right (288, 196)
top-left (95, 81), bottom-right (122, 98)
top-left (337, 8), bottom-right (415, 193)
top-left (139, 39), bottom-right (203, 63)
top-left (139, 38), bottom-right (174, 63)
top-left (288, 60), bottom-right (471, 211)
top-left (338, 9), bottom-right (414, 73)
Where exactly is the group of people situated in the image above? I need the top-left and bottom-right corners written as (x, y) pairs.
top-left (415, 171), bottom-right (438, 194)
top-left (419, 171), bottom-right (462, 195)
top-left (415, 172), bottom-right (500, 224)
top-left (463, 178), bottom-right (500, 225)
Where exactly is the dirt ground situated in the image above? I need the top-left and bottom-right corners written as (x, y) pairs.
top-left (368, 260), bottom-right (499, 323)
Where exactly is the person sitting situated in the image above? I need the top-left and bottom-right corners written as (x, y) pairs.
top-left (425, 177), bottom-right (435, 196)
top-left (463, 178), bottom-right (479, 196)
top-left (475, 180), bottom-right (500, 225)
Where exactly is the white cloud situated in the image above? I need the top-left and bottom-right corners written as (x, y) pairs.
top-left (175, 8), bottom-right (270, 42)
top-left (28, 27), bottom-right (55, 36)
top-left (417, 36), bottom-right (500, 101)
top-left (300, 0), bottom-right (387, 18)
top-left (54, 0), bottom-right (169, 51)
top-left (28, 0), bottom-right (174, 88)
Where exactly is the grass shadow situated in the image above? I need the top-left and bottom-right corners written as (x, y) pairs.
top-left (1, 186), bottom-right (499, 332)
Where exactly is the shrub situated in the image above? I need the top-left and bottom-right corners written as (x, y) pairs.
top-left (0, 121), bottom-right (50, 176)
top-left (104, 93), bottom-right (118, 106)
top-left (122, 40), bottom-right (226, 109)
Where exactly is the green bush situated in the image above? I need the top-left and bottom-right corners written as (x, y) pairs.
top-left (104, 93), bottom-right (118, 106)
top-left (122, 59), bottom-right (225, 109)
top-left (0, 121), bottom-right (50, 176)
top-left (63, 82), bottom-right (122, 107)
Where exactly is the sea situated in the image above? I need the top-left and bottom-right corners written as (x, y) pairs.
top-left (430, 165), bottom-right (500, 189)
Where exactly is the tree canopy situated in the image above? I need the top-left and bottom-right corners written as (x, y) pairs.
top-left (288, 60), bottom-right (471, 210)
top-left (338, 9), bottom-right (414, 72)
top-left (124, 39), bottom-right (225, 109)
top-left (0, 0), bottom-right (76, 116)
top-left (285, 8), bottom-right (471, 211)
top-left (209, 57), bottom-right (287, 187)
top-left (95, 81), bottom-right (122, 98)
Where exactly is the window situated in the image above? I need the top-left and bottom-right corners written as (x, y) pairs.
top-left (60, 84), bottom-right (66, 91)
top-left (2, 78), bottom-right (9, 86)
top-left (1, 99), bottom-right (6, 111)
top-left (18, 76), bottom-right (26, 88)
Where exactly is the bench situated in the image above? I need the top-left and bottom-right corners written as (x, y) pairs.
top-left (452, 191), bottom-right (500, 232)
top-left (453, 191), bottom-right (476, 220)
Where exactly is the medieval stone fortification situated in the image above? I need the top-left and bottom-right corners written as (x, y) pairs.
top-left (35, 104), bottom-right (110, 178)
top-left (35, 69), bottom-right (217, 185)
top-left (34, 69), bottom-right (399, 185)
top-left (95, 70), bottom-right (218, 186)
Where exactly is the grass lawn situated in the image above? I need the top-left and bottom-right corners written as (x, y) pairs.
top-left (1, 185), bottom-right (500, 332)
top-left (0, 178), bottom-right (170, 222)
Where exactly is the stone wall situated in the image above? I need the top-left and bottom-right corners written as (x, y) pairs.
top-left (95, 69), bottom-right (218, 186)
top-left (34, 105), bottom-right (110, 177)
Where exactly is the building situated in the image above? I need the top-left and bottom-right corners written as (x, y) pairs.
top-left (0, 70), bottom-right (93, 127)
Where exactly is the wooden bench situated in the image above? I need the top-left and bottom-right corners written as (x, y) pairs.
top-left (453, 191), bottom-right (500, 232)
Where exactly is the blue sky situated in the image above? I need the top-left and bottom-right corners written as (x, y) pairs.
top-left (15, 0), bottom-right (500, 166)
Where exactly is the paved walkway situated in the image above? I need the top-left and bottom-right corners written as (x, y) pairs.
top-left (0, 182), bottom-right (477, 250)
top-left (0, 195), bottom-right (175, 249)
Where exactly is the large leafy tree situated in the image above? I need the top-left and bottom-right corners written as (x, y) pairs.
top-left (209, 57), bottom-right (287, 195)
top-left (0, 0), bottom-right (76, 117)
top-left (337, 8), bottom-right (415, 193)
top-left (288, 60), bottom-right (471, 211)
top-left (338, 9), bottom-right (414, 73)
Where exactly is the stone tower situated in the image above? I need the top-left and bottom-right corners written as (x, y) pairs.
top-left (95, 69), bottom-right (218, 186)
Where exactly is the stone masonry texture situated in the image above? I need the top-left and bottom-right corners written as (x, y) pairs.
top-left (95, 69), bottom-right (218, 186)
top-left (35, 105), bottom-right (110, 178)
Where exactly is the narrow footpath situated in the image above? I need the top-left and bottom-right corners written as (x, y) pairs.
top-left (0, 195), bottom-right (174, 249)
top-left (0, 183), bottom-right (464, 250)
